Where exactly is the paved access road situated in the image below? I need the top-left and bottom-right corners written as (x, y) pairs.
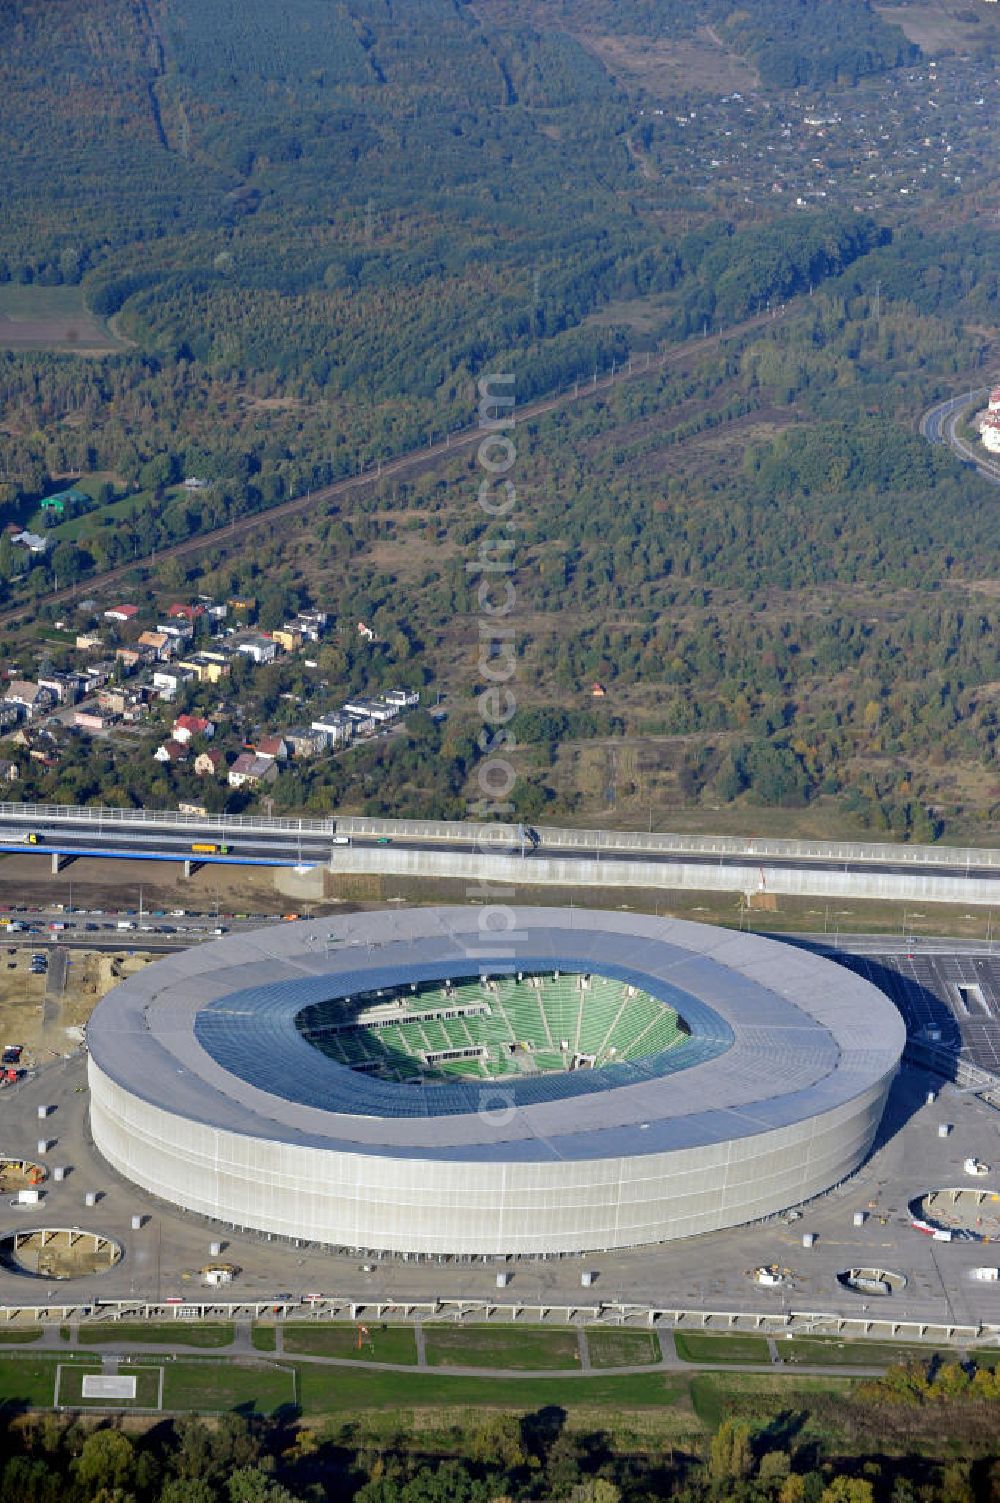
top-left (920, 384), bottom-right (1000, 487)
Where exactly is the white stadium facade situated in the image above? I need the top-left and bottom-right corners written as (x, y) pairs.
top-left (86, 907), bottom-right (905, 1257)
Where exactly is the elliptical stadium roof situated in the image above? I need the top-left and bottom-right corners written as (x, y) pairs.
top-left (86, 906), bottom-right (904, 1164)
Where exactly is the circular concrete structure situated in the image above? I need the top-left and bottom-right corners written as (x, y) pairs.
top-left (86, 907), bottom-right (904, 1256)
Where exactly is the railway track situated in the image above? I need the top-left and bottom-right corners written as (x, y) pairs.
top-left (0, 305), bottom-right (791, 630)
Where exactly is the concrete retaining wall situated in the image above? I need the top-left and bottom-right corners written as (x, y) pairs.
top-left (327, 846), bottom-right (1000, 906)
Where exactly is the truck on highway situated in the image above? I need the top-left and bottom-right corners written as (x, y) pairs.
top-left (20, 832), bottom-right (40, 844)
top-left (116, 920), bottom-right (136, 931)
top-left (191, 842), bottom-right (231, 855)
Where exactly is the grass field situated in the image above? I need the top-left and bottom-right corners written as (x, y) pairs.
top-left (586, 1327), bottom-right (661, 1369)
top-left (40, 486), bottom-right (157, 544)
top-left (674, 1332), bottom-right (772, 1365)
top-left (690, 1370), bottom-right (855, 1431)
top-left (252, 1325), bottom-right (277, 1352)
top-left (161, 1360), bottom-right (296, 1415)
top-left (0, 285), bottom-right (125, 352)
top-left (282, 1323), bottom-right (418, 1364)
top-left (424, 1323), bottom-right (581, 1370)
top-left (55, 1363), bottom-right (162, 1409)
top-left (778, 1337), bottom-right (948, 1367)
top-left (0, 1358), bottom-right (67, 1409)
top-left (86, 1321), bottom-right (234, 1348)
top-left (0, 1328), bottom-right (42, 1344)
top-left (295, 1363), bottom-right (687, 1415)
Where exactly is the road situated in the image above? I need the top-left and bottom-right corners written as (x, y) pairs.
top-left (920, 382), bottom-right (1000, 486)
top-left (12, 816), bottom-right (1000, 886)
top-left (7, 811), bottom-right (1000, 889)
top-left (11, 805), bottom-right (1000, 895)
top-left (0, 305), bottom-right (792, 630)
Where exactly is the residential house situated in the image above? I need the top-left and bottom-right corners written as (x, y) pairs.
top-left (167, 603), bottom-right (206, 624)
top-left (357, 620), bottom-right (376, 641)
top-left (178, 800), bottom-right (209, 817)
top-left (0, 705), bottom-right (22, 734)
top-left (38, 672), bottom-right (86, 705)
top-left (383, 688), bottom-right (420, 710)
top-left (234, 633), bottom-right (278, 665)
top-left (97, 688), bottom-right (128, 717)
top-left (115, 647), bottom-right (143, 670)
top-left (74, 709), bottom-right (114, 734)
top-left (0, 759), bottom-right (18, 782)
top-left (153, 737), bottom-right (188, 764)
top-left (270, 625), bottom-right (302, 653)
top-left (173, 713), bottom-right (215, 744)
top-left (292, 610), bottom-right (328, 642)
top-left (227, 752), bottom-right (278, 789)
top-left (156, 619), bottom-right (194, 643)
top-left (310, 709), bottom-right (355, 749)
top-left (137, 630), bottom-right (174, 662)
top-left (2, 681), bottom-right (55, 719)
top-left (283, 726), bottom-right (326, 759)
top-left (194, 748), bottom-right (225, 778)
top-left (75, 632), bottom-right (104, 652)
top-left (10, 530), bottom-right (48, 554)
top-left (176, 653), bottom-right (230, 685)
top-left (255, 734), bottom-right (289, 761)
top-left (343, 695), bottom-right (399, 725)
top-left (28, 744), bottom-right (59, 769)
top-left (83, 661), bottom-right (114, 690)
top-left (152, 667), bottom-right (195, 700)
top-left (103, 604), bottom-right (140, 623)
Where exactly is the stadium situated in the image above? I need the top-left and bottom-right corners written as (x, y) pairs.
top-left (86, 907), bottom-right (905, 1257)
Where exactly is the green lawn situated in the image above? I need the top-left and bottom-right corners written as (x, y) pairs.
top-left (674, 1331), bottom-right (772, 1365)
top-left (0, 1328), bottom-right (42, 1344)
top-left (0, 285), bottom-right (91, 317)
top-left (295, 1363), bottom-right (687, 1416)
top-left (86, 1321), bottom-right (234, 1348)
top-left (251, 1325), bottom-right (277, 1352)
top-left (42, 487), bottom-right (157, 543)
top-left (0, 284), bottom-right (125, 351)
top-left (424, 1323), bottom-right (581, 1370)
top-left (778, 1337), bottom-right (949, 1367)
top-left (56, 1363), bottom-right (162, 1409)
top-left (161, 1360), bottom-right (296, 1415)
top-left (0, 1358), bottom-right (63, 1409)
top-left (690, 1370), bottom-right (856, 1431)
top-left (586, 1327), bottom-right (661, 1369)
top-left (282, 1322), bottom-right (417, 1364)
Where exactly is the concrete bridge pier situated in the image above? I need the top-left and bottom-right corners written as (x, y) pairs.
top-left (50, 852), bottom-right (74, 875)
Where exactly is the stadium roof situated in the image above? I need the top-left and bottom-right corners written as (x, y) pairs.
top-left (86, 907), bottom-right (905, 1163)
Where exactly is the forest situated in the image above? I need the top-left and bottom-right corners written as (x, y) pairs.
top-left (2, 0), bottom-right (1000, 838)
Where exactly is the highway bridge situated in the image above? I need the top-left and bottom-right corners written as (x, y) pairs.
top-left (5, 802), bottom-right (1000, 905)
